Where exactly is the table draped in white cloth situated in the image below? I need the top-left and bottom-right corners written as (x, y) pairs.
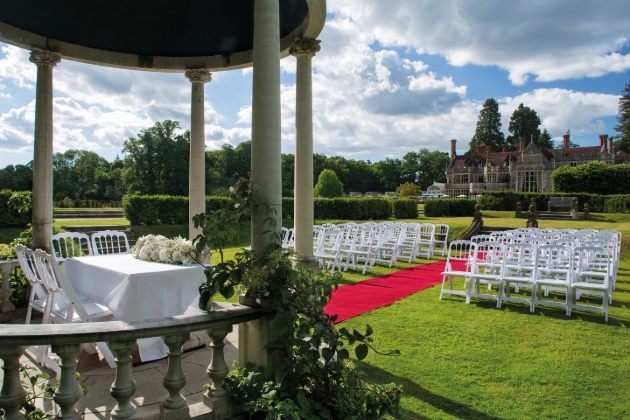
top-left (63, 254), bottom-right (206, 361)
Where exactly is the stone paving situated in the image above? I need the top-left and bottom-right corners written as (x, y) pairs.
top-left (1, 303), bottom-right (240, 419)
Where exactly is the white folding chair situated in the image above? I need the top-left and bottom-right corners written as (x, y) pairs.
top-left (16, 245), bottom-right (50, 325)
top-left (531, 245), bottom-right (574, 316)
top-left (343, 228), bottom-right (375, 274)
top-left (471, 234), bottom-right (495, 244)
top-left (432, 224), bottom-right (449, 257)
top-left (570, 247), bottom-right (611, 321)
top-left (439, 241), bottom-right (478, 301)
top-left (314, 229), bottom-right (344, 274)
top-left (34, 250), bottom-right (117, 368)
top-left (50, 232), bottom-right (93, 262)
top-left (467, 242), bottom-right (506, 304)
top-left (91, 230), bottom-right (131, 255)
top-left (416, 223), bottom-right (435, 259)
top-left (497, 243), bottom-right (538, 309)
top-left (394, 223), bottom-right (420, 263)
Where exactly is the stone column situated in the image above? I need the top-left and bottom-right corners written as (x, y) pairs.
top-left (29, 50), bottom-right (61, 251)
top-left (185, 70), bottom-right (212, 241)
top-left (290, 38), bottom-right (321, 269)
top-left (251, 0), bottom-right (282, 252)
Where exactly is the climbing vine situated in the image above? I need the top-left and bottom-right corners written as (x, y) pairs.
top-left (193, 175), bottom-right (402, 419)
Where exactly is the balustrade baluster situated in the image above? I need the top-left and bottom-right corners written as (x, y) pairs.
top-left (0, 346), bottom-right (27, 420)
top-left (160, 333), bottom-right (189, 420)
top-left (109, 340), bottom-right (137, 420)
top-left (203, 326), bottom-right (232, 412)
top-left (51, 344), bottom-right (82, 420)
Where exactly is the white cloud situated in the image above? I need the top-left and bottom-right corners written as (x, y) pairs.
top-left (0, 45), bottom-right (35, 88)
top-left (0, 101), bottom-right (35, 152)
top-left (329, 0), bottom-right (630, 85)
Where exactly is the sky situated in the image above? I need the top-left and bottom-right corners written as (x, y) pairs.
top-left (1, 0), bottom-right (629, 168)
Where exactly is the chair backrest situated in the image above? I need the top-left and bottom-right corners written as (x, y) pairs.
top-left (91, 230), bottom-right (131, 255)
top-left (33, 250), bottom-right (90, 322)
top-left (445, 240), bottom-right (477, 274)
top-left (573, 246), bottom-right (611, 286)
top-left (434, 224), bottom-right (449, 239)
top-left (536, 245), bottom-right (573, 280)
top-left (471, 234), bottom-right (494, 244)
top-left (15, 245), bottom-right (48, 300)
top-left (418, 223), bottom-right (434, 241)
top-left (50, 232), bottom-right (93, 262)
top-left (504, 243), bottom-right (537, 272)
top-left (474, 241), bottom-right (506, 273)
top-left (282, 227), bottom-right (294, 249)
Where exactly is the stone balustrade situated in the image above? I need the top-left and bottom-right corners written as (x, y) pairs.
top-left (0, 305), bottom-right (264, 420)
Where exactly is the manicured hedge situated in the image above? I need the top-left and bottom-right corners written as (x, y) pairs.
top-left (391, 199), bottom-right (418, 219)
top-left (0, 190), bottom-right (32, 229)
top-left (281, 197), bottom-right (394, 220)
top-left (552, 161), bottom-right (630, 194)
top-left (424, 199), bottom-right (476, 217)
top-left (476, 191), bottom-right (630, 213)
top-left (122, 195), bottom-right (232, 225)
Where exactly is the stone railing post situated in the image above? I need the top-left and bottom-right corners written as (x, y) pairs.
top-left (50, 344), bottom-right (83, 420)
top-left (203, 326), bottom-right (232, 412)
top-left (160, 333), bottom-right (190, 420)
top-left (0, 346), bottom-right (27, 420)
top-left (0, 261), bottom-right (19, 313)
top-left (109, 340), bottom-right (137, 420)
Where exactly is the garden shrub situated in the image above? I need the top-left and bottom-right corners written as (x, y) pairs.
top-left (398, 182), bottom-right (422, 198)
top-left (425, 199), bottom-right (476, 217)
top-left (313, 169), bottom-right (344, 198)
top-left (314, 198), bottom-right (392, 220)
top-left (282, 197), bottom-right (294, 219)
top-left (0, 190), bottom-right (32, 229)
top-left (391, 199), bottom-right (418, 219)
top-left (552, 161), bottom-right (630, 194)
top-left (122, 195), bottom-right (231, 225)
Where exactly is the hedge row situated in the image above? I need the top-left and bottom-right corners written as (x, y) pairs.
top-left (551, 161), bottom-right (630, 195)
top-left (0, 190), bottom-right (32, 229)
top-left (477, 191), bottom-right (630, 213)
top-left (282, 197), bottom-right (412, 220)
top-left (122, 195), bottom-right (232, 225)
top-left (424, 199), bottom-right (476, 217)
top-left (391, 199), bottom-right (418, 219)
top-left (54, 199), bottom-right (122, 208)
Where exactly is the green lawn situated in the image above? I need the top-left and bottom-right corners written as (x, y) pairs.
top-left (54, 208), bottom-right (123, 212)
top-left (2, 211), bottom-right (629, 418)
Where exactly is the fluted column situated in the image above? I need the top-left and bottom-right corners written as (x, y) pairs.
top-left (29, 50), bottom-right (61, 251)
top-left (251, 0), bottom-right (282, 252)
top-left (290, 38), bottom-right (321, 268)
top-left (185, 70), bottom-right (212, 240)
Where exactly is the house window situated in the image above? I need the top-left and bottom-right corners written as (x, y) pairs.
top-left (518, 171), bottom-right (543, 192)
top-left (479, 159), bottom-right (486, 167)
top-left (486, 173), bottom-right (497, 183)
top-left (465, 159), bottom-right (473, 167)
top-left (454, 174), bottom-right (469, 183)
top-left (570, 162), bottom-right (578, 167)
top-left (500, 174), bottom-right (510, 182)
top-left (446, 189), bottom-right (468, 198)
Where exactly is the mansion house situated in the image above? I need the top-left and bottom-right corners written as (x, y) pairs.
top-left (445, 135), bottom-right (630, 198)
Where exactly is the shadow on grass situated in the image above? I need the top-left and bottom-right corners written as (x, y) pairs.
top-left (356, 362), bottom-right (507, 420)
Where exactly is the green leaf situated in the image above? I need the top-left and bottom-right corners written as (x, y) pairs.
top-left (338, 349), bottom-right (350, 361)
top-left (366, 324), bottom-right (373, 336)
top-left (275, 361), bottom-right (291, 383)
top-left (321, 347), bottom-right (333, 362)
top-left (297, 390), bottom-right (310, 411)
top-left (319, 407), bottom-right (332, 419)
top-left (355, 344), bottom-right (369, 361)
top-left (306, 350), bottom-right (320, 364)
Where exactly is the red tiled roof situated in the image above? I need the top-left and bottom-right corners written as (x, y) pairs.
top-left (450, 151), bottom-right (520, 169)
top-left (558, 146), bottom-right (606, 156)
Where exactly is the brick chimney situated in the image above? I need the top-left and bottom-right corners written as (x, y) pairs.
top-left (501, 144), bottom-right (506, 153)
top-left (563, 134), bottom-right (570, 149)
top-left (607, 136), bottom-right (613, 153)
top-left (450, 139), bottom-right (457, 159)
top-left (519, 137), bottom-right (526, 151)
top-left (599, 134), bottom-right (606, 147)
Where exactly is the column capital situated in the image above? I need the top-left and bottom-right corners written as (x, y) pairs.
top-left (29, 50), bottom-right (61, 66)
top-left (289, 38), bottom-right (321, 57)
top-left (185, 69), bottom-right (212, 83)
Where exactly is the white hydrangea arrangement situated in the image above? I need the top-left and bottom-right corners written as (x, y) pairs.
top-left (131, 235), bottom-right (200, 265)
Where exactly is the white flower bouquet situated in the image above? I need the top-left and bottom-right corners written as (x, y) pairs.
top-left (131, 235), bottom-right (200, 265)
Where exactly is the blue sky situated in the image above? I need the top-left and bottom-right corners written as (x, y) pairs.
top-left (1, 0), bottom-right (629, 168)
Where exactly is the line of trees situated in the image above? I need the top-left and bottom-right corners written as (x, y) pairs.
top-left (0, 120), bottom-right (450, 201)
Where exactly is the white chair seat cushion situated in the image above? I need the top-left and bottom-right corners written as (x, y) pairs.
top-left (534, 279), bottom-right (568, 287)
top-left (572, 282), bottom-right (608, 290)
top-left (442, 270), bottom-right (470, 277)
top-left (30, 297), bottom-right (47, 312)
top-left (502, 276), bottom-right (534, 283)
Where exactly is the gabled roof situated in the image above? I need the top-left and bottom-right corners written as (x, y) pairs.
top-left (450, 151), bottom-right (521, 169)
top-left (557, 146), bottom-right (608, 156)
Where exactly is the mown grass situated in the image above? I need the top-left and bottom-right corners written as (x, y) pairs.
top-left (53, 219), bottom-right (130, 229)
top-left (54, 208), bottom-right (123, 212)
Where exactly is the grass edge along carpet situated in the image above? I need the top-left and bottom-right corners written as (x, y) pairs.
top-left (324, 259), bottom-right (464, 324)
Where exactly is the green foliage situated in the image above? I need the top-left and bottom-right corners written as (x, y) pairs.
top-left (0, 190), bottom-right (32, 229)
top-left (397, 182), bottom-right (421, 198)
top-left (506, 103), bottom-right (542, 150)
top-left (552, 161), bottom-right (630, 194)
top-left (196, 180), bottom-right (402, 419)
top-left (0, 243), bottom-right (12, 260)
top-left (424, 199), bottom-right (476, 217)
top-left (476, 190), bottom-right (630, 213)
top-left (391, 199), bottom-right (418, 219)
top-left (614, 80), bottom-right (630, 153)
top-left (314, 198), bottom-right (392, 221)
top-left (122, 195), bottom-right (231, 225)
top-left (538, 128), bottom-right (554, 149)
top-left (314, 169), bottom-right (344, 198)
top-left (0, 164), bottom-right (32, 192)
top-left (468, 98), bottom-right (505, 153)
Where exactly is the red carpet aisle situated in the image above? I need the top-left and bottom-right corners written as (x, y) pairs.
top-left (324, 259), bottom-right (466, 323)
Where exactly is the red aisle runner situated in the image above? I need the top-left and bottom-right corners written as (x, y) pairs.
top-left (324, 259), bottom-right (464, 324)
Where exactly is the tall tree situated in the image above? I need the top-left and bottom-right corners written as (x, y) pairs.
top-left (614, 80), bottom-right (630, 153)
top-left (416, 149), bottom-right (450, 190)
top-left (537, 128), bottom-right (554, 149)
top-left (372, 158), bottom-right (402, 192)
top-left (506, 103), bottom-right (541, 150)
top-left (468, 98), bottom-right (505, 153)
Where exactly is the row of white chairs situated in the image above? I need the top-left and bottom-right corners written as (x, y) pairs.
top-left (282, 222), bottom-right (449, 274)
top-left (50, 229), bottom-right (131, 262)
top-left (440, 228), bottom-right (621, 321)
top-left (16, 245), bottom-right (117, 373)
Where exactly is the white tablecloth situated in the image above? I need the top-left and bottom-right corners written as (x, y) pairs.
top-left (63, 254), bottom-right (206, 361)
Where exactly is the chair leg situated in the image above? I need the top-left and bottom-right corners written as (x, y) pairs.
top-left (96, 342), bottom-right (117, 368)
